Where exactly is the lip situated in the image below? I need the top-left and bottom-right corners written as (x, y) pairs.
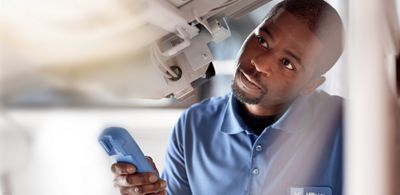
top-left (238, 70), bottom-right (263, 91)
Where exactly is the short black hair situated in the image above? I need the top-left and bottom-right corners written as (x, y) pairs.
top-left (267, 0), bottom-right (344, 75)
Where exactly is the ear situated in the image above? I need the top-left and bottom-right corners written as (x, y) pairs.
top-left (299, 76), bottom-right (326, 96)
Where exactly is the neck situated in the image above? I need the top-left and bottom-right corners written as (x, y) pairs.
top-left (244, 102), bottom-right (292, 117)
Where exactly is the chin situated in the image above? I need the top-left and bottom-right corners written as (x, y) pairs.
top-left (231, 80), bottom-right (264, 105)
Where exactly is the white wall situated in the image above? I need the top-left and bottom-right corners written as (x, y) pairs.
top-left (5, 109), bottom-right (182, 195)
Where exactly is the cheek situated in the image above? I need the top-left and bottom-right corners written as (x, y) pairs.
top-left (265, 77), bottom-right (302, 97)
top-left (238, 37), bottom-right (258, 60)
top-left (237, 47), bottom-right (250, 63)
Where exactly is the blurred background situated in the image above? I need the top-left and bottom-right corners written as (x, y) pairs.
top-left (0, 0), bottom-right (398, 195)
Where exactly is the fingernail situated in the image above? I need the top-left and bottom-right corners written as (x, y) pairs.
top-left (160, 181), bottom-right (167, 187)
top-left (149, 175), bottom-right (158, 183)
top-left (127, 166), bottom-right (135, 173)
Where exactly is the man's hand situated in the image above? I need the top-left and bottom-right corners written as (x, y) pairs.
top-left (111, 157), bottom-right (167, 195)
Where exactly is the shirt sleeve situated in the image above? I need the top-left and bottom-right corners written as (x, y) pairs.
top-left (161, 111), bottom-right (192, 195)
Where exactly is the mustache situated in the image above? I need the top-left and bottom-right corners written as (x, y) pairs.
top-left (237, 66), bottom-right (267, 92)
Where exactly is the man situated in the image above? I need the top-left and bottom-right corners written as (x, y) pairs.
top-left (112, 0), bottom-right (344, 194)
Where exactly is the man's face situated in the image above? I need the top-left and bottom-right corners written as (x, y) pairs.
top-left (232, 9), bottom-right (324, 109)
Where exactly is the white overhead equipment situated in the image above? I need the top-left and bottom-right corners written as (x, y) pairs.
top-left (1, 0), bottom-right (271, 100)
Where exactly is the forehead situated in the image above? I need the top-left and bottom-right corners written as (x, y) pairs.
top-left (260, 9), bottom-right (324, 68)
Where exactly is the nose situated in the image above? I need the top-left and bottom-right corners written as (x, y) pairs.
top-left (251, 56), bottom-right (272, 78)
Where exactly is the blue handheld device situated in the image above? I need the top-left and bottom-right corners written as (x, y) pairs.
top-left (98, 127), bottom-right (156, 174)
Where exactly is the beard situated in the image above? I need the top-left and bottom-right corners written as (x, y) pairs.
top-left (231, 78), bottom-right (267, 105)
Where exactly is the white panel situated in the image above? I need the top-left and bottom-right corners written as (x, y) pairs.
top-left (6, 109), bottom-right (181, 195)
top-left (345, 0), bottom-right (398, 194)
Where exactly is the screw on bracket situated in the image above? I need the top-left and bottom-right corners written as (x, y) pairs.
top-left (166, 65), bottom-right (182, 81)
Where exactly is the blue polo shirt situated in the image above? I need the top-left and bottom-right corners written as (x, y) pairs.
top-left (161, 90), bottom-right (343, 195)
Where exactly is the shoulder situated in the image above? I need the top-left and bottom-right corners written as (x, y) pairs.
top-left (308, 90), bottom-right (344, 127)
top-left (311, 90), bottom-right (343, 104)
top-left (183, 93), bottom-right (230, 119)
top-left (170, 93), bottom-right (231, 144)
top-left (172, 93), bottom-right (230, 131)
top-left (309, 90), bottom-right (343, 112)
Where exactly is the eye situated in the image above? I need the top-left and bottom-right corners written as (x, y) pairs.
top-left (281, 58), bottom-right (295, 70)
top-left (256, 35), bottom-right (269, 49)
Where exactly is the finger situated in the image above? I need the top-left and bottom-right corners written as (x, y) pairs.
top-left (140, 180), bottom-right (167, 194)
top-left (114, 173), bottom-right (158, 187)
top-left (117, 180), bottom-right (166, 195)
top-left (146, 190), bottom-right (166, 195)
top-left (119, 187), bottom-right (140, 195)
top-left (145, 156), bottom-right (159, 175)
top-left (111, 163), bottom-right (136, 175)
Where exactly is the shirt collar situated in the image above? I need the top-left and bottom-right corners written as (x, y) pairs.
top-left (219, 93), bottom-right (313, 134)
top-left (219, 93), bottom-right (249, 134)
